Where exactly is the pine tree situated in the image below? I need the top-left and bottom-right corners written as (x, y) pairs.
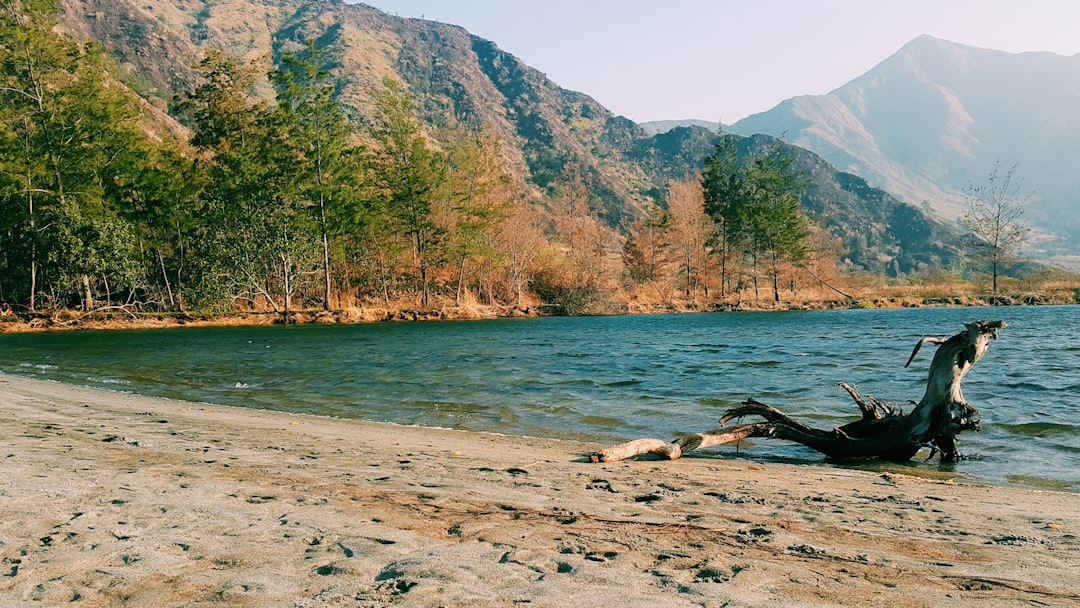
top-left (0, 0), bottom-right (148, 311)
top-left (368, 78), bottom-right (445, 307)
top-left (701, 133), bottom-right (747, 298)
top-left (744, 144), bottom-right (810, 302)
top-left (271, 40), bottom-right (360, 311)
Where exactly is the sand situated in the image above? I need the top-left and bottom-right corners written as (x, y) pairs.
top-left (1, 373), bottom-right (1078, 607)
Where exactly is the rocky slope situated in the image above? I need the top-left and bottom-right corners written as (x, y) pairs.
top-left (57, 0), bottom-right (959, 273)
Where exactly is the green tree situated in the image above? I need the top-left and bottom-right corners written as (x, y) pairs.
top-left (961, 160), bottom-right (1031, 294)
top-left (438, 124), bottom-right (511, 305)
top-left (368, 78), bottom-right (445, 307)
top-left (184, 50), bottom-right (320, 314)
top-left (744, 144), bottom-right (810, 302)
top-left (43, 212), bottom-right (142, 310)
top-left (271, 40), bottom-right (359, 311)
top-left (115, 141), bottom-right (206, 311)
top-left (0, 0), bottom-right (150, 311)
top-left (701, 133), bottom-right (748, 298)
top-left (181, 51), bottom-right (265, 310)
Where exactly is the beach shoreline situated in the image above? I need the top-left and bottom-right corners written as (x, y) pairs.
top-left (2, 290), bottom-right (1076, 335)
top-left (2, 373), bottom-right (1078, 607)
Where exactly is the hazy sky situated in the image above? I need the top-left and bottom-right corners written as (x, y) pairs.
top-left (358, 0), bottom-right (1080, 124)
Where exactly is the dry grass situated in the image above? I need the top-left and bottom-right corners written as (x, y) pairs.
top-left (2, 272), bottom-right (1077, 335)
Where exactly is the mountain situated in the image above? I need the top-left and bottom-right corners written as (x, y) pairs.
top-left (639, 119), bottom-right (721, 136)
top-left (58, 0), bottom-right (658, 228)
top-left (730, 35), bottom-right (1080, 262)
top-left (55, 0), bottom-right (957, 273)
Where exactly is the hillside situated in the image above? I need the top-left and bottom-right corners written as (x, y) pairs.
top-left (634, 128), bottom-right (958, 273)
top-left (731, 35), bottom-right (1080, 263)
top-left (56, 0), bottom-right (956, 274)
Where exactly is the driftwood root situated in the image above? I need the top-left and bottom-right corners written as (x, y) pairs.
top-left (590, 320), bottom-right (1006, 464)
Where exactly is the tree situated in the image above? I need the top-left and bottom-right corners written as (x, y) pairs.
top-left (184, 50), bottom-right (321, 315)
top-left (701, 133), bottom-right (747, 298)
top-left (744, 143), bottom-right (810, 302)
top-left (493, 196), bottom-right (545, 308)
top-left (271, 40), bottom-right (359, 311)
top-left (0, 0), bottom-right (151, 311)
top-left (551, 166), bottom-right (592, 258)
top-left (116, 141), bottom-right (205, 312)
top-left (666, 177), bottom-right (713, 300)
top-left (43, 212), bottom-right (143, 310)
top-left (621, 203), bottom-right (669, 284)
top-left (438, 124), bottom-right (511, 306)
top-left (961, 160), bottom-right (1031, 294)
top-left (368, 78), bottom-right (445, 307)
top-left (536, 167), bottom-right (613, 313)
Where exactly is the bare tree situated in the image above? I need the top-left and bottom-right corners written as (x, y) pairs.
top-left (666, 177), bottom-right (713, 301)
top-left (494, 198), bottom-right (545, 307)
top-left (962, 160), bottom-right (1032, 293)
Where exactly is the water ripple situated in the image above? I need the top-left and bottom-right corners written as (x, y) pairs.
top-left (0, 306), bottom-right (1078, 490)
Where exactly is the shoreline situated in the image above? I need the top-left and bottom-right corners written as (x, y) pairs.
top-left (1, 290), bottom-right (1076, 334)
top-left (2, 374), bottom-right (1079, 606)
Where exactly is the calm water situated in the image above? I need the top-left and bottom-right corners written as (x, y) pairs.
top-left (3, 306), bottom-right (1078, 491)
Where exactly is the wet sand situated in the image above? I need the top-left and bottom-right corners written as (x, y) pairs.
top-left (2, 373), bottom-right (1078, 607)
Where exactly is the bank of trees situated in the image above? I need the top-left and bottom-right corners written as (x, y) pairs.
top-left (0, 0), bottom-right (819, 317)
top-left (5, 2), bottom-right (1056, 319)
top-left (0, 1), bottom-right (548, 315)
top-left (624, 132), bottom-right (812, 305)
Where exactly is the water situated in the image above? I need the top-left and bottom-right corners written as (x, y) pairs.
top-left (2, 306), bottom-right (1078, 491)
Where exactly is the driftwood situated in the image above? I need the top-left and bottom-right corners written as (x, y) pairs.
top-left (591, 320), bottom-right (1006, 464)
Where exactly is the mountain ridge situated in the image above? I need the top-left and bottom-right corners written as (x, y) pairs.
top-left (56, 0), bottom-right (965, 274)
top-left (731, 35), bottom-right (1080, 263)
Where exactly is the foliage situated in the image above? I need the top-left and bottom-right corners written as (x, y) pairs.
top-left (438, 124), bottom-right (512, 305)
top-left (271, 40), bottom-right (360, 310)
top-left (701, 133), bottom-right (747, 297)
top-left (666, 177), bottom-right (711, 300)
top-left (622, 204), bottom-right (669, 284)
top-left (368, 78), bottom-right (446, 307)
top-left (744, 144), bottom-right (811, 301)
top-left (0, 0), bottom-right (153, 310)
top-left (701, 133), bottom-right (810, 302)
top-left (529, 246), bottom-right (604, 316)
top-left (6, 5), bottom-right (1054, 320)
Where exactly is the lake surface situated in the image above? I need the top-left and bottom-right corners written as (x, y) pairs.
top-left (3, 306), bottom-right (1078, 491)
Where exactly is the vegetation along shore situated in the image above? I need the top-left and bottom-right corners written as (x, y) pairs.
top-left (3, 2), bottom-right (1079, 330)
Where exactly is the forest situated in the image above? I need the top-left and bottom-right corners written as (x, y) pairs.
top-left (1, 1), bottom-right (1075, 326)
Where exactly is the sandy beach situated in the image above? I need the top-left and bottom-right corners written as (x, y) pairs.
top-left (2, 373), bottom-right (1078, 607)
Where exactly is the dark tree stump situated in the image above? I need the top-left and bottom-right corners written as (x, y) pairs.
top-left (590, 320), bottom-right (1006, 464)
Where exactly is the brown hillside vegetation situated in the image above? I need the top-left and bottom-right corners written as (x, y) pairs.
top-left (2, 0), bottom-right (1076, 331)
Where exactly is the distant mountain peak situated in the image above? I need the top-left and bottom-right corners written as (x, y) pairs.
top-left (732, 35), bottom-right (1080, 262)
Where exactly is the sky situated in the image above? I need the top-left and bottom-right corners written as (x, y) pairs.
top-left (357, 0), bottom-right (1080, 124)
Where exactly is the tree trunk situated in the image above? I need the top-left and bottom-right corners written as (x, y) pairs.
top-left (455, 244), bottom-right (467, 306)
top-left (590, 320), bottom-right (1006, 464)
top-left (320, 195), bottom-right (332, 311)
top-left (157, 248), bottom-right (175, 310)
top-left (28, 189), bottom-right (37, 313)
top-left (81, 275), bottom-right (93, 311)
